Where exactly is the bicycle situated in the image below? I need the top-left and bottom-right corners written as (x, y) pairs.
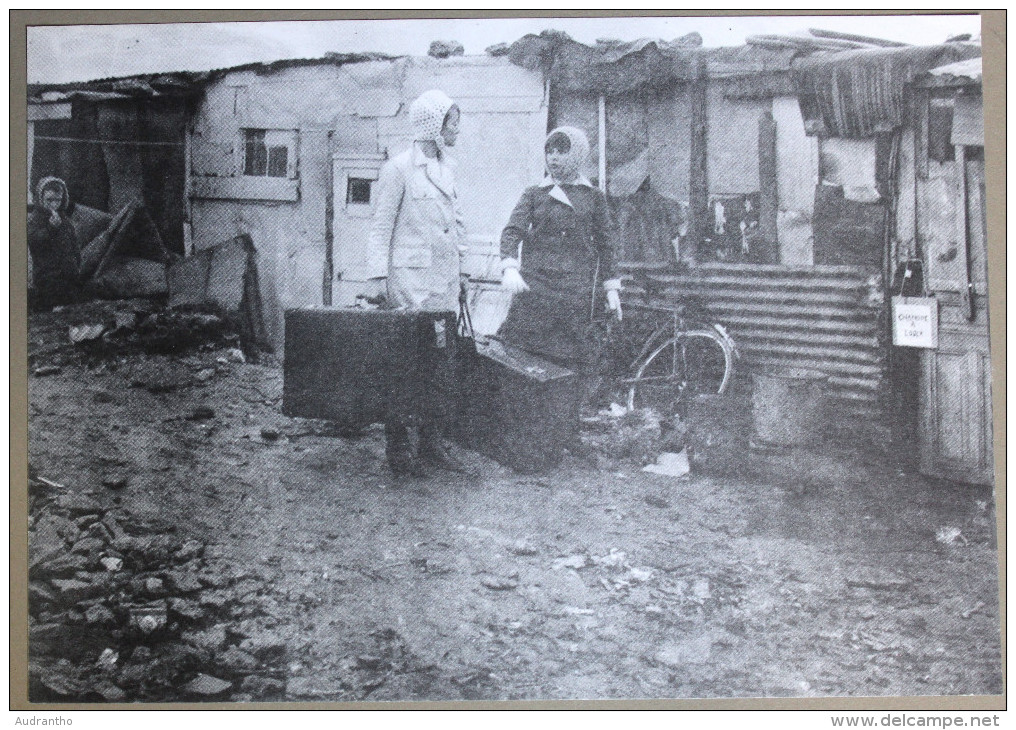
top-left (620, 301), bottom-right (738, 415)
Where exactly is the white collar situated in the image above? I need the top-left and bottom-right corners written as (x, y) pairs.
top-left (412, 142), bottom-right (457, 169)
top-left (540, 174), bottom-right (594, 208)
top-left (539, 173), bottom-right (593, 188)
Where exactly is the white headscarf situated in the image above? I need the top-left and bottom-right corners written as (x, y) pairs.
top-left (410, 89), bottom-right (457, 147)
top-left (544, 126), bottom-right (591, 183)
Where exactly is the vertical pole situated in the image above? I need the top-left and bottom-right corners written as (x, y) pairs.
top-left (955, 143), bottom-right (973, 321)
top-left (27, 120), bottom-right (34, 200)
top-left (758, 108), bottom-right (779, 262)
top-left (323, 132), bottom-right (335, 307)
top-left (183, 119), bottom-right (193, 256)
top-left (598, 94), bottom-right (607, 194)
top-left (688, 52), bottom-right (709, 262)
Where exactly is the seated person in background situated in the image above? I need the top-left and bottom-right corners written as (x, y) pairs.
top-left (28, 176), bottom-right (81, 310)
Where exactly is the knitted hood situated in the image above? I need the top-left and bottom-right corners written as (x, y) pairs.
top-left (410, 89), bottom-right (457, 143)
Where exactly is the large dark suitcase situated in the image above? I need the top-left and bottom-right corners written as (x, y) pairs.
top-left (283, 308), bottom-right (457, 427)
top-left (456, 337), bottom-right (582, 473)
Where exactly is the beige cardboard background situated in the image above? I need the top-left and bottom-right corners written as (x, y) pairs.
top-left (9, 9), bottom-right (1006, 711)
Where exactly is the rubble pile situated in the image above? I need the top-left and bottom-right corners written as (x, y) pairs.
top-left (579, 407), bottom-right (688, 466)
top-left (27, 472), bottom-right (288, 703)
top-left (29, 300), bottom-right (244, 372)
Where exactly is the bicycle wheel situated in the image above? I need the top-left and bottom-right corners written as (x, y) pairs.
top-left (626, 329), bottom-right (734, 413)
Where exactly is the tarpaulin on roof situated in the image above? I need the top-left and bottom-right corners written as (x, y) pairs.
top-left (510, 31), bottom-right (699, 93)
top-left (792, 43), bottom-right (982, 138)
top-left (510, 30), bottom-right (801, 97)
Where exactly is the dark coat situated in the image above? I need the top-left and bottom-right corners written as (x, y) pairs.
top-left (497, 181), bottom-right (619, 369)
top-left (28, 177), bottom-right (81, 308)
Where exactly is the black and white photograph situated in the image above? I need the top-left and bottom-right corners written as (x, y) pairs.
top-left (17, 11), bottom-right (1002, 708)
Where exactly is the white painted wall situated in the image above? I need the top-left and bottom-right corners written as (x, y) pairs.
top-left (187, 55), bottom-right (547, 352)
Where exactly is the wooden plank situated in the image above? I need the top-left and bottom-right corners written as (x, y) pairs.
top-left (687, 53), bottom-right (709, 259)
top-left (758, 109), bottom-right (779, 251)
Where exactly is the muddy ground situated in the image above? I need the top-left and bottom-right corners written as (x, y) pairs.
top-left (23, 302), bottom-right (1003, 704)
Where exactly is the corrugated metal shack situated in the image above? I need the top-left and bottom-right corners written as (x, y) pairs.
top-left (505, 30), bottom-right (983, 433)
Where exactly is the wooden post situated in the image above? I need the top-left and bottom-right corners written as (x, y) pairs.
top-left (323, 130), bottom-right (334, 307)
top-left (758, 109), bottom-right (779, 261)
top-left (955, 143), bottom-right (974, 321)
top-left (597, 95), bottom-right (607, 193)
top-left (183, 120), bottom-right (193, 256)
top-left (688, 53), bottom-right (709, 261)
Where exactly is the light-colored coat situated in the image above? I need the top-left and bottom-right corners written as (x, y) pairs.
top-left (367, 144), bottom-right (467, 312)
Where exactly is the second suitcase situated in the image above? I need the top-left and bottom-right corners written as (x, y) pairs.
top-left (457, 337), bottom-right (582, 473)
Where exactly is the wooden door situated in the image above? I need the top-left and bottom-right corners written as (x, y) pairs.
top-left (919, 148), bottom-right (995, 485)
top-left (331, 153), bottom-right (385, 307)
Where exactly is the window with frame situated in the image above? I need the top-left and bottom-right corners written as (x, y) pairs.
top-left (346, 177), bottom-right (374, 205)
top-left (243, 129), bottom-right (296, 178)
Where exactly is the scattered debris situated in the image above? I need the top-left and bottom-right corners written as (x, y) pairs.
top-left (69, 324), bottom-right (106, 343)
top-left (129, 603), bottom-right (168, 634)
top-left (96, 648), bottom-right (118, 669)
top-left (628, 567), bottom-right (654, 583)
top-left (226, 348), bottom-right (246, 364)
top-left (101, 473), bottom-right (128, 490)
top-left (183, 673), bottom-right (232, 697)
top-left (480, 574), bottom-right (519, 591)
top-left (194, 368), bottom-right (216, 383)
top-left (260, 427), bottom-right (281, 441)
top-left (936, 526), bottom-right (967, 545)
top-left (592, 549), bottom-right (628, 569)
top-left (579, 408), bottom-right (681, 465)
top-left (509, 539), bottom-right (538, 556)
top-left (187, 406), bottom-right (216, 421)
top-left (643, 449), bottom-right (690, 477)
top-left (552, 554), bottom-right (588, 571)
top-left (961, 601), bottom-right (986, 619)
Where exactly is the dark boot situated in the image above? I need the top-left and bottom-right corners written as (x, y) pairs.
top-left (419, 424), bottom-right (473, 474)
top-left (385, 422), bottom-right (427, 477)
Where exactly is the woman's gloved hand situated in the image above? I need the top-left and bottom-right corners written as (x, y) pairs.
top-left (501, 266), bottom-right (530, 294)
top-left (606, 289), bottom-right (623, 321)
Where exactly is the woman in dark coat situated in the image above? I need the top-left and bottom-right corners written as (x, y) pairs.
top-left (28, 176), bottom-right (81, 310)
top-left (497, 126), bottom-right (622, 375)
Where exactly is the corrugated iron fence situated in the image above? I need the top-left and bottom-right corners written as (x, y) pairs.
top-left (622, 263), bottom-right (887, 420)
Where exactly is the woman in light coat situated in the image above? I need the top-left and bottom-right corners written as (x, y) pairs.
top-left (367, 89), bottom-right (467, 312)
top-left (367, 89), bottom-right (470, 476)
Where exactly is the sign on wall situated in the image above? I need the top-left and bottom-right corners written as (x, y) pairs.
top-left (892, 296), bottom-right (939, 348)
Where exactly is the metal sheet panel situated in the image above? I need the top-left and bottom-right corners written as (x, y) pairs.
top-left (624, 263), bottom-right (887, 420)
